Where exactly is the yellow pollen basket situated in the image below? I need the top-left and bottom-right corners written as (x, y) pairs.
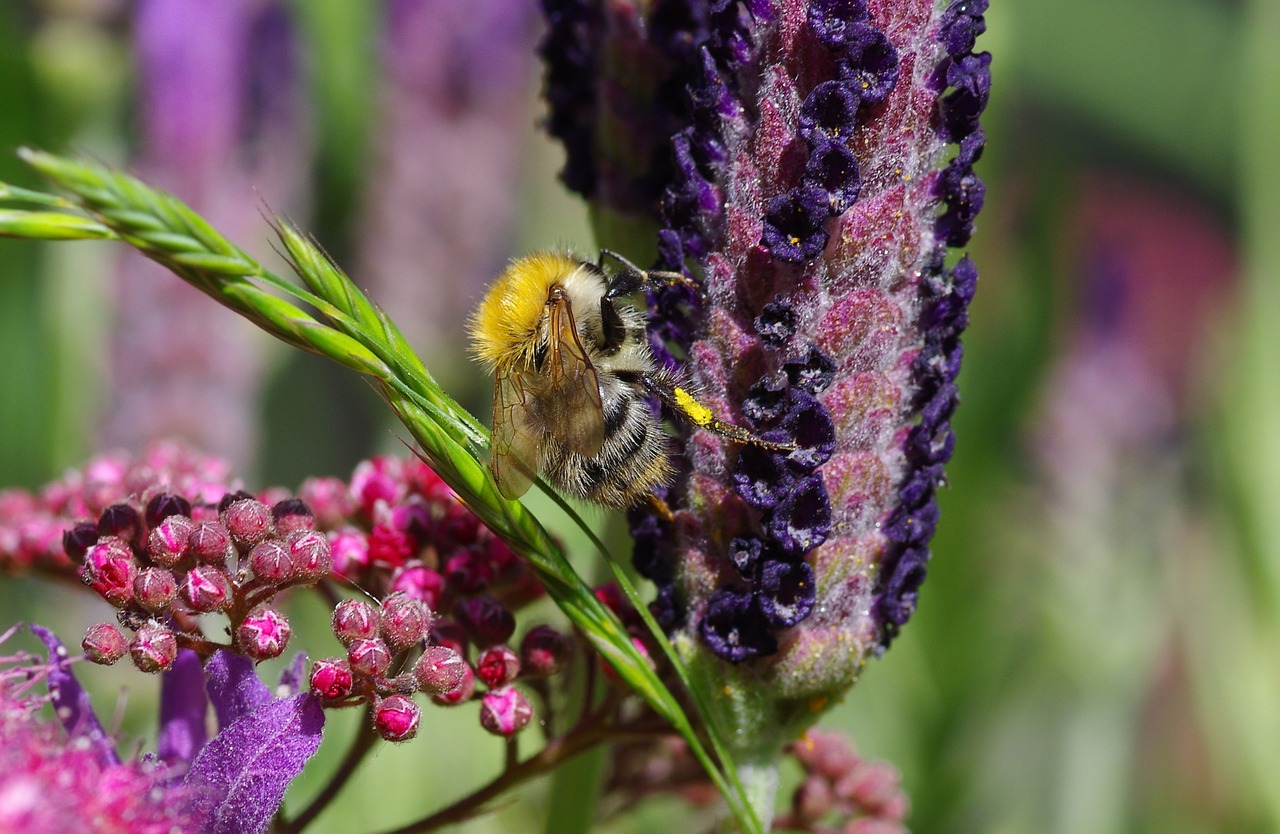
top-left (674, 387), bottom-right (715, 428)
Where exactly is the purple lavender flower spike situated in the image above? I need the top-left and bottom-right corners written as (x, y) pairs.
top-left (31, 624), bottom-right (120, 767)
top-left (185, 693), bottom-right (325, 834)
top-left (158, 649), bottom-right (210, 768)
top-left (205, 648), bottom-right (272, 730)
top-left (108, 0), bottom-right (307, 469)
top-left (540, 0), bottom-right (990, 723)
top-left (358, 0), bottom-right (539, 377)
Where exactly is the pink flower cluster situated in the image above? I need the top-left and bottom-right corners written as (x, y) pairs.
top-left (0, 639), bottom-right (197, 832)
top-left (778, 729), bottom-right (910, 834)
top-left (4, 444), bottom-right (577, 742)
top-left (298, 457), bottom-right (569, 740)
top-left (0, 441), bottom-right (238, 575)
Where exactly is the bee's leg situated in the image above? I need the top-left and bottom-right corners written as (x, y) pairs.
top-left (598, 248), bottom-right (705, 300)
top-left (642, 373), bottom-right (797, 452)
top-left (643, 491), bottom-right (675, 522)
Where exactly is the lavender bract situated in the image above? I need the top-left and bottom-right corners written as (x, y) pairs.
top-left (541, 0), bottom-right (989, 712)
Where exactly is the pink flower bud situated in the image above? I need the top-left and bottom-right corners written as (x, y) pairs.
top-left (134, 567), bottom-right (179, 611)
top-left (298, 476), bottom-right (355, 528)
top-left (368, 522), bottom-right (413, 567)
top-left (380, 592), bottom-right (431, 651)
top-left (248, 539), bottom-right (294, 584)
top-left (188, 520), bottom-right (234, 565)
top-left (836, 762), bottom-right (906, 818)
top-left (221, 497), bottom-right (275, 550)
top-left (792, 729), bottom-right (862, 779)
top-left (129, 624), bottom-right (178, 672)
top-left (182, 565), bottom-right (234, 612)
top-left (287, 529), bottom-right (332, 581)
top-left (238, 608), bottom-right (292, 660)
top-left (475, 644), bottom-right (520, 689)
top-left (346, 637), bottom-right (392, 678)
top-left (144, 491), bottom-right (192, 527)
top-left (843, 821), bottom-right (907, 834)
top-left (793, 774), bottom-right (835, 826)
top-left (389, 562), bottom-right (445, 609)
top-left (413, 645), bottom-right (469, 695)
top-left (432, 661), bottom-right (474, 706)
top-left (332, 599), bottom-right (380, 645)
top-left (478, 686), bottom-right (532, 736)
top-left (310, 658), bottom-right (354, 699)
top-left (350, 457), bottom-right (405, 514)
top-left (82, 622), bottom-right (127, 664)
top-left (97, 503), bottom-right (143, 546)
top-left (373, 694), bottom-right (420, 742)
top-left (81, 537), bottom-right (138, 606)
top-left (328, 527), bottom-right (370, 578)
top-left (519, 625), bottom-right (569, 677)
top-left (270, 498), bottom-right (315, 535)
top-left (429, 619), bottom-right (468, 655)
top-left (146, 514), bottom-right (194, 567)
top-left (456, 595), bottom-right (515, 646)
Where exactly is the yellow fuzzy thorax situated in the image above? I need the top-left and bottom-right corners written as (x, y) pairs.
top-left (469, 250), bottom-right (582, 370)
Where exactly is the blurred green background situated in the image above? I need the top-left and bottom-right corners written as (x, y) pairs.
top-left (2, 0), bottom-right (1279, 832)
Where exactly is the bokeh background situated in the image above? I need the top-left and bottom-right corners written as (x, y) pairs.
top-left (2, 1), bottom-right (1278, 832)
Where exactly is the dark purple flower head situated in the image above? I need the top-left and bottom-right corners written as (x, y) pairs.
top-left (837, 26), bottom-right (900, 105)
top-left (698, 589), bottom-right (777, 662)
top-left (798, 81), bottom-right (862, 144)
top-left (804, 139), bottom-right (862, 214)
top-left (762, 185), bottom-right (833, 263)
top-left (537, 0), bottom-right (990, 692)
top-left (807, 0), bottom-right (870, 48)
top-left (756, 300), bottom-right (798, 346)
top-left (757, 558), bottom-right (816, 627)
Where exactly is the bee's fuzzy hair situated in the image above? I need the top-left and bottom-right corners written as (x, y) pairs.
top-left (469, 250), bottom-right (583, 369)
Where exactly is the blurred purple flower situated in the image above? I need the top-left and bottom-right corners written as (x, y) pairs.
top-left (357, 0), bottom-right (540, 383)
top-left (106, 0), bottom-right (310, 469)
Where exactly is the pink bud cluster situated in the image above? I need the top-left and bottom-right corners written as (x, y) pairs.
top-left (311, 586), bottom-right (569, 741)
top-left (290, 455), bottom-right (570, 740)
top-left (777, 730), bottom-right (910, 834)
top-left (75, 489), bottom-right (331, 673)
top-left (0, 442), bottom-right (238, 574)
top-left (301, 457), bottom-right (541, 610)
top-left (15, 446), bottom-right (579, 743)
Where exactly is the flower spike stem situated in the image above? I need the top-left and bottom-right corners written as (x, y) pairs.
top-left (0, 150), bottom-right (763, 834)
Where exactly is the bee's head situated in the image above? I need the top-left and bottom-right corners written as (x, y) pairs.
top-left (469, 251), bottom-right (583, 371)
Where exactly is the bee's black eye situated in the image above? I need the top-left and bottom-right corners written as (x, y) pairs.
top-left (600, 298), bottom-right (626, 352)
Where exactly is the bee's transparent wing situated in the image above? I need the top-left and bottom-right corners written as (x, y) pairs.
top-left (490, 373), bottom-right (542, 500)
top-left (546, 292), bottom-right (606, 458)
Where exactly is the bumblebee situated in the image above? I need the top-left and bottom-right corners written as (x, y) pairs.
top-left (469, 249), bottom-right (791, 509)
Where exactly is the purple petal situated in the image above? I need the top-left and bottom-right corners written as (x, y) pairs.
top-left (205, 649), bottom-right (272, 730)
top-left (278, 651), bottom-right (310, 695)
top-left (158, 649), bottom-right (210, 767)
top-left (30, 624), bottom-right (119, 767)
top-left (185, 693), bottom-right (325, 834)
